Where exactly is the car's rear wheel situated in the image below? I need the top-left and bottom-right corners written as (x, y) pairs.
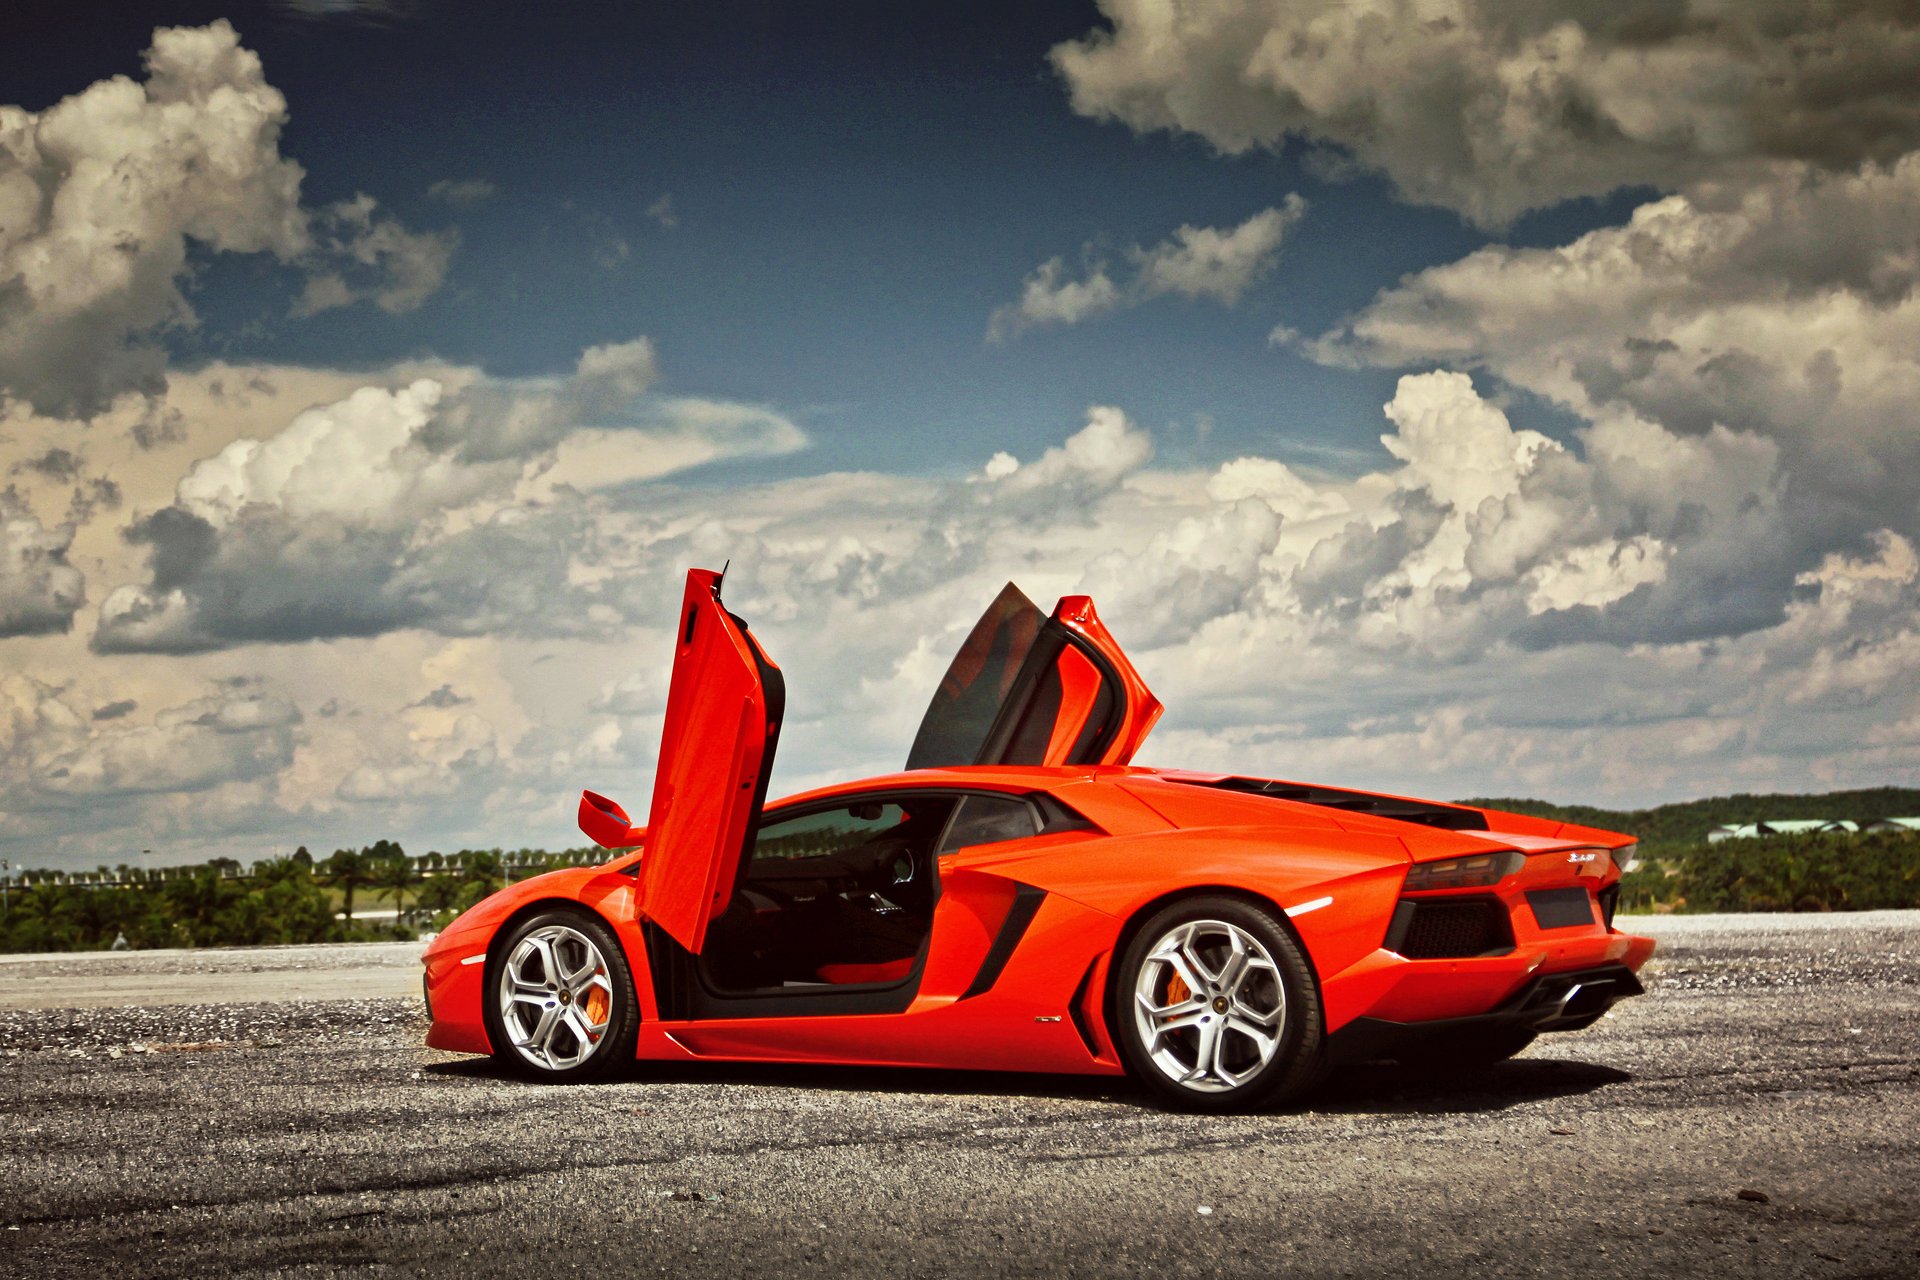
top-left (483, 909), bottom-right (638, 1082)
top-left (1114, 895), bottom-right (1323, 1111)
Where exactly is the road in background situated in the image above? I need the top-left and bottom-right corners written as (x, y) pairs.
top-left (0, 941), bottom-right (423, 1009)
top-left (1, 913), bottom-right (1915, 1277)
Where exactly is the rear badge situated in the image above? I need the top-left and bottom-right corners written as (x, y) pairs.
top-left (1567, 852), bottom-right (1598, 863)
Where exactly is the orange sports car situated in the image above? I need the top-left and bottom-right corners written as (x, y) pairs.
top-left (422, 567), bottom-right (1653, 1109)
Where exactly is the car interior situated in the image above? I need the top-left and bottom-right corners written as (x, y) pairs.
top-left (698, 791), bottom-right (1052, 993)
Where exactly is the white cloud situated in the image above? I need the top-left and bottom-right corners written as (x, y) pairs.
top-left (989, 201), bottom-right (1305, 339)
top-left (0, 21), bottom-right (452, 418)
top-left (1054, 1), bottom-right (1920, 227)
top-left (1133, 200), bottom-right (1306, 303)
top-left (988, 258), bottom-right (1123, 339)
top-left (293, 194), bottom-right (458, 317)
top-left (2, 376), bottom-right (1916, 866)
top-left (89, 339), bottom-right (807, 654)
top-left (976, 405), bottom-right (1153, 499)
top-left (1303, 156), bottom-right (1920, 638)
top-left (0, 492), bottom-right (85, 636)
top-left (3, 679), bottom-right (299, 799)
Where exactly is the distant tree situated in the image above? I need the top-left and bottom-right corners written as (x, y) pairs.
top-left (414, 872), bottom-right (463, 920)
top-left (319, 848), bottom-right (375, 922)
top-left (460, 849), bottom-right (504, 897)
top-left (291, 845), bottom-right (313, 869)
top-left (371, 852), bottom-right (418, 924)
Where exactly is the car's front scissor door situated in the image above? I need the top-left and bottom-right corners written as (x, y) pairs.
top-left (905, 583), bottom-right (1160, 770)
top-left (639, 567), bottom-right (784, 954)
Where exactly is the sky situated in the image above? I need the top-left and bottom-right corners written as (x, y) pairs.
top-left (2, 0), bottom-right (1918, 870)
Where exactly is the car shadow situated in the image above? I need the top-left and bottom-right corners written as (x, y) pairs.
top-left (426, 1054), bottom-right (1149, 1103)
top-left (427, 1053), bottom-right (1630, 1114)
top-left (1309, 1056), bottom-right (1633, 1115)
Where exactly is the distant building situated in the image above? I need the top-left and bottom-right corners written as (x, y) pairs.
top-left (1762, 819), bottom-right (1857, 835)
top-left (1865, 817), bottom-right (1920, 835)
top-left (1707, 819), bottom-right (1862, 842)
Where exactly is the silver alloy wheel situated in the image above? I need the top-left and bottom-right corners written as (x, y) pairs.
top-left (498, 923), bottom-right (614, 1071)
top-left (1132, 918), bottom-right (1286, 1094)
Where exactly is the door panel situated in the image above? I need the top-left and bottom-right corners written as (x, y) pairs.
top-left (907, 585), bottom-right (1161, 770)
top-left (638, 568), bottom-right (784, 954)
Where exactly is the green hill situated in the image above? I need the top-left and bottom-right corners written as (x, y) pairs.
top-left (1459, 786), bottom-right (1920, 854)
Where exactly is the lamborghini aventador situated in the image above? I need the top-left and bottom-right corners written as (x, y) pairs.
top-left (421, 567), bottom-right (1652, 1109)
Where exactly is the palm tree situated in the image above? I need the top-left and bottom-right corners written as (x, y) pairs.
top-left (414, 872), bottom-right (462, 921)
top-left (319, 848), bottom-right (374, 922)
top-left (371, 854), bottom-right (419, 924)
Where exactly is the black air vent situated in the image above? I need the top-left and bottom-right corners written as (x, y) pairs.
top-left (1384, 896), bottom-right (1514, 958)
top-left (1173, 776), bottom-right (1489, 831)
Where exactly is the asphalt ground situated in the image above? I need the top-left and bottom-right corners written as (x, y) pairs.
top-left (1, 912), bottom-right (1915, 1279)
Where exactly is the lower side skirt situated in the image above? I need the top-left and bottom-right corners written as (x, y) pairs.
top-left (1326, 963), bottom-right (1646, 1065)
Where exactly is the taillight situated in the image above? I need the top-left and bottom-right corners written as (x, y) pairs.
top-left (1611, 842), bottom-right (1640, 874)
top-left (1403, 851), bottom-right (1523, 891)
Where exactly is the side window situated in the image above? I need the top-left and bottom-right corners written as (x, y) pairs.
top-left (938, 794), bottom-right (1040, 855)
top-left (751, 803), bottom-right (910, 865)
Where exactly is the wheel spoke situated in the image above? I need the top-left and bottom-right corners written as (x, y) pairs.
top-left (1212, 928), bottom-right (1250, 994)
top-left (1177, 932), bottom-right (1224, 989)
top-left (1209, 1020), bottom-right (1243, 1086)
top-left (521, 1003), bottom-right (561, 1061)
top-left (528, 935), bottom-right (561, 986)
top-left (1229, 996), bottom-right (1281, 1031)
top-left (564, 1005), bottom-right (601, 1049)
top-left (1135, 989), bottom-right (1204, 1019)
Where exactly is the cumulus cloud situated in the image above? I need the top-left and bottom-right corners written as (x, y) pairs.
top-left (988, 201), bottom-right (1305, 339)
top-left (1054, 1), bottom-right (1920, 227)
top-left (974, 405), bottom-right (1153, 506)
top-left (2, 375), bottom-right (1915, 865)
top-left (0, 491), bottom-right (86, 636)
top-left (0, 21), bottom-right (452, 418)
top-left (1299, 156), bottom-right (1920, 643)
top-left (1, 678), bottom-right (299, 799)
top-left (292, 193), bottom-right (458, 317)
top-left (92, 339), bottom-right (806, 653)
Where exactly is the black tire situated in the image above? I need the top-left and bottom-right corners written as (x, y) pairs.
top-left (1112, 894), bottom-right (1324, 1112)
top-left (482, 908), bottom-right (639, 1083)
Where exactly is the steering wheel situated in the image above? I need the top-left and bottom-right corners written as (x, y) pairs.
top-left (848, 836), bottom-right (916, 894)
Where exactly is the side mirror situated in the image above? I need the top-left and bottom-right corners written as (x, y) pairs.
top-left (579, 790), bottom-right (643, 850)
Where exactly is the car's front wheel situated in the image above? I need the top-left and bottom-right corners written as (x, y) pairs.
top-left (1114, 895), bottom-right (1324, 1111)
top-left (484, 909), bottom-right (638, 1082)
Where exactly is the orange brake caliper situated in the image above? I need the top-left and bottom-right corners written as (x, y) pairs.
top-left (1165, 970), bottom-right (1191, 1006)
top-left (583, 971), bottom-right (609, 1034)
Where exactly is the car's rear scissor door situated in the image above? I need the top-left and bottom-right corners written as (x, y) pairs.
top-left (905, 583), bottom-right (1160, 770)
top-left (638, 567), bottom-right (784, 953)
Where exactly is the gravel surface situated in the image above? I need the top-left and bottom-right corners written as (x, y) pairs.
top-left (1, 914), bottom-right (1915, 1278)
